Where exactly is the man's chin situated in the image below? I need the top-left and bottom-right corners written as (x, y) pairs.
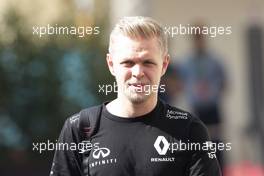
top-left (126, 93), bottom-right (151, 104)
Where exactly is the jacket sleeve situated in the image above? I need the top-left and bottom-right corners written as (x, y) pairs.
top-left (50, 114), bottom-right (83, 176)
top-left (186, 117), bottom-right (222, 176)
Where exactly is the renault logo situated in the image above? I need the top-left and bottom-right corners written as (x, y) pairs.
top-left (154, 136), bottom-right (170, 155)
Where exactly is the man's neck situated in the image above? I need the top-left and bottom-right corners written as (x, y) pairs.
top-left (106, 95), bottom-right (158, 118)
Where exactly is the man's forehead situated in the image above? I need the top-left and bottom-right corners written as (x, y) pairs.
top-left (119, 49), bottom-right (150, 60)
top-left (111, 34), bottom-right (161, 57)
top-left (113, 45), bottom-right (156, 60)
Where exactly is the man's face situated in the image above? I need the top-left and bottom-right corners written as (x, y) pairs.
top-left (107, 34), bottom-right (169, 104)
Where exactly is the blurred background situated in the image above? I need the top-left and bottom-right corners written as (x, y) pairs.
top-left (0, 0), bottom-right (264, 175)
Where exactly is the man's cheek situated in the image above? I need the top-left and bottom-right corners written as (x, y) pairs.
top-left (121, 70), bottom-right (132, 81)
top-left (146, 72), bottom-right (157, 84)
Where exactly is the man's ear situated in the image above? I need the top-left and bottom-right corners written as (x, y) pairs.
top-left (106, 54), bottom-right (115, 76)
top-left (161, 54), bottom-right (170, 76)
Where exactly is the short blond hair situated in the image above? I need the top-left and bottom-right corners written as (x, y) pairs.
top-left (109, 16), bottom-right (168, 56)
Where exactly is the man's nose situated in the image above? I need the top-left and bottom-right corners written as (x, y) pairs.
top-left (132, 64), bottom-right (144, 78)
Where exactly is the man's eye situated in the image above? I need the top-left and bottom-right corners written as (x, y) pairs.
top-left (121, 61), bottom-right (134, 67)
top-left (144, 61), bottom-right (155, 65)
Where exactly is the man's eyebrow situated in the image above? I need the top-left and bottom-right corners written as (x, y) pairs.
top-left (143, 58), bottom-right (155, 62)
top-left (120, 58), bottom-right (134, 63)
top-left (121, 56), bottom-right (153, 61)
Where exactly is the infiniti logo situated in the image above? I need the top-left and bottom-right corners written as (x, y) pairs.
top-left (92, 147), bottom-right (110, 159)
top-left (154, 136), bottom-right (170, 155)
top-left (89, 145), bottom-right (117, 168)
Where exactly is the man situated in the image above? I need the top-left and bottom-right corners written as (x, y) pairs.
top-left (50, 16), bottom-right (221, 176)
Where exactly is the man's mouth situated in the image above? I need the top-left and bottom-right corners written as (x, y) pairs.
top-left (126, 82), bottom-right (152, 95)
top-left (128, 83), bottom-right (146, 88)
top-left (130, 84), bottom-right (143, 87)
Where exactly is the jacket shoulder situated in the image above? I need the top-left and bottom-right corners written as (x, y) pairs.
top-left (64, 104), bottom-right (102, 132)
top-left (163, 101), bottom-right (196, 122)
top-left (161, 101), bottom-right (205, 140)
